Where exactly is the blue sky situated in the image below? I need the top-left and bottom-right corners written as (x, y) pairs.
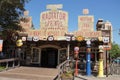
top-left (25, 0), bottom-right (120, 44)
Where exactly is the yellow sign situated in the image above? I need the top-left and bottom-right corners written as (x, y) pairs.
top-left (76, 36), bottom-right (84, 41)
top-left (16, 39), bottom-right (23, 47)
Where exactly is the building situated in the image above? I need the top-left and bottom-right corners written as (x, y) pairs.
top-left (4, 4), bottom-right (112, 69)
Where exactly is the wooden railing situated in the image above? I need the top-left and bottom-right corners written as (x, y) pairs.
top-left (56, 59), bottom-right (72, 80)
top-left (0, 58), bottom-right (20, 71)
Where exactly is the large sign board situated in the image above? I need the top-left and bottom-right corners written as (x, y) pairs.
top-left (74, 31), bottom-right (101, 38)
top-left (78, 16), bottom-right (94, 31)
top-left (20, 11), bottom-right (32, 31)
top-left (40, 8), bottom-right (68, 37)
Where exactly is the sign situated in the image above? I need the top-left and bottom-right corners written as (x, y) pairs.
top-left (74, 31), bottom-right (101, 38)
top-left (76, 36), bottom-right (84, 41)
top-left (40, 8), bottom-right (68, 37)
top-left (33, 36), bottom-right (39, 42)
top-left (66, 36), bottom-right (71, 41)
top-left (103, 43), bottom-right (111, 50)
top-left (16, 39), bottom-right (23, 47)
top-left (78, 16), bottom-right (94, 31)
top-left (86, 40), bottom-right (91, 45)
top-left (22, 37), bottom-right (26, 41)
top-left (0, 40), bottom-right (3, 51)
top-left (48, 36), bottom-right (54, 41)
top-left (74, 47), bottom-right (79, 52)
top-left (103, 37), bottom-right (109, 43)
top-left (27, 36), bottom-right (32, 41)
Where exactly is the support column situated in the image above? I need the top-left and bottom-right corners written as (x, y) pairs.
top-left (98, 45), bottom-right (104, 77)
top-left (67, 43), bottom-right (70, 60)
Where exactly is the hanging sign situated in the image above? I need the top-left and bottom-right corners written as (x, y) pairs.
top-left (33, 36), bottom-right (39, 42)
top-left (74, 46), bottom-right (79, 52)
top-left (103, 37), bottom-right (109, 43)
top-left (48, 36), bottom-right (54, 41)
top-left (16, 39), bottom-right (23, 47)
top-left (76, 36), bottom-right (84, 41)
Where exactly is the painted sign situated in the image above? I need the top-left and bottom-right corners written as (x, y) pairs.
top-left (78, 16), bottom-right (94, 31)
top-left (74, 31), bottom-right (101, 38)
top-left (40, 9), bottom-right (68, 37)
top-left (76, 36), bottom-right (84, 41)
top-left (0, 40), bottom-right (3, 51)
top-left (20, 11), bottom-right (32, 31)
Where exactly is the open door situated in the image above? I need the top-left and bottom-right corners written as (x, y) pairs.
top-left (31, 47), bottom-right (40, 64)
top-left (58, 48), bottom-right (67, 64)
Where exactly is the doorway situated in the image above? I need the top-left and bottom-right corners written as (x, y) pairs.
top-left (41, 48), bottom-right (58, 68)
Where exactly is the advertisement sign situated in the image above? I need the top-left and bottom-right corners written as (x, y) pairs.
top-left (33, 36), bottom-right (39, 42)
top-left (103, 37), bottom-right (109, 43)
top-left (27, 36), bottom-right (33, 41)
top-left (40, 10), bottom-right (68, 37)
top-left (0, 40), bottom-right (3, 51)
top-left (74, 31), bottom-right (101, 38)
top-left (76, 36), bottom-right (84, 41)
top-left (78, 16), bottom-right (94, 31)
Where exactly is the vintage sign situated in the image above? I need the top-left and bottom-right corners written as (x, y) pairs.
top-left (0, 40), bottom-right (3, 51)
top-left (40, 9), bottom-right (68, 37)
top-left (20, 11), bottom-right (32, 31)
top-left (74, 31), bottom-right (101, 38)
top-left (103, 37), bottom-right (109, 43)
top-left (76, 36), bottom-right (84, 41)
top-left (78, 16), bottom-right (94, 31)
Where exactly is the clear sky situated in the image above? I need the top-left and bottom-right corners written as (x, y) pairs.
top-left (25, 0), bottom-right (120, 44)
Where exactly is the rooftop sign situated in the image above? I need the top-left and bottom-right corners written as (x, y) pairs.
top-left (40, 4), bottom-right (68, 38)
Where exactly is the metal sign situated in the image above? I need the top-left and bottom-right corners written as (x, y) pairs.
top-left (74, 46), bottom-right (79, 51)
top-left (103, 37), bottom-right (109, 43)
top-left (16, 39), bottom-right (23, 47)
top-left (48, 36), bottom-right (54, 41)
top-left (76, 36), bottom-right (84, 41)
top-left (27, 36), bottom-right (32, 41)
top-left (22, 37), bottom-right (26, 41)
top-left (103, 43), bottom-right (111, 50)
top-left (33, 36), bottom-right (39, 42)
top-left (86, 40), bottom-right (91, 45)
top-left (66, 36), bottom-right (71, 41)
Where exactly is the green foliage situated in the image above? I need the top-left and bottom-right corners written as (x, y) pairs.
top-left (0, 0), bottom-right (31, 40)
top-left (109, 42), bottom-right (120, 58)
top-left (0, 66), bottom-right (5, 71)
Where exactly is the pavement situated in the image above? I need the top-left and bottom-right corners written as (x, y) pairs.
top-left (0, 67), bottom-right (120, 80)
top-left (0, 66), bottom-right (58, 80)
top-left (75, 74), bottom-right (120, 80)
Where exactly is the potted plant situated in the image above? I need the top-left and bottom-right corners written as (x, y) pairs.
top-left (61, 70), bottom-right (74, 80)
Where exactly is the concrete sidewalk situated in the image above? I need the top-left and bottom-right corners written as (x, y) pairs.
top-left (0, 66), bottom-right (58, 80)
top-left (75, 74), bottom-right (120, 80)
top-left (0, 77), bottom-right (26, 80)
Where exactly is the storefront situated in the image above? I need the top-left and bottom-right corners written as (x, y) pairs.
top-left (15, 4), bottom-right (112, 69)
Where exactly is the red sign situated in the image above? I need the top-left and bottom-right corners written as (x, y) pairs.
top-left (0, 40), bottom-right (3, 51)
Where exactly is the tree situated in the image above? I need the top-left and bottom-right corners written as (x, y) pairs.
top-left (109, 42), bottom-right (120, 58)
top-left (0, 0), bottom-right (31, 40)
